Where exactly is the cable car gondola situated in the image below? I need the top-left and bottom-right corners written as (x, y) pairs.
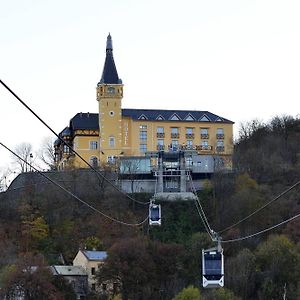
top-left (149, 203), bottom-right (161, 226)
top-left (202, 247), bottom-right (224, 288)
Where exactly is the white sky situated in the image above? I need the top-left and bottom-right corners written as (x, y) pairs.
top-left (1, 0), bottom-right (300, 172)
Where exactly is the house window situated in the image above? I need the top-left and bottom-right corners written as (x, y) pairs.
top-left (201, 128), bottom-right (209, 139)
top-left (216, 128), bottom-right (224, 139)
top-left (186, 157), bottom-right (193, 167)
top-left (139, 131), bottom-right (147, 141)
top-left (91, 267), bottom-right (95, 275)
top-left (157, 127), bottom-right (165, 138)
top-left (90, 141), bottom-right (98, 150)
top-left (171, 127), bottom-right (179, 138)
top-left (107, 156), bottom-right (116, 164)
top-left (63, 145), bottom-right (70, 154)
top-left (201, 128), bottom-right (209, 135)
top-left (157, 139), bottom-right (164, 150)
top-left (186, 140), bottom-right (193, 148)
top-left (140, 144), bottom-right (147, 153)
top-left (170, 140), bottom-right (179, 151)
top-left (90, 156), bottom-right (98, 167)
top-left (201, 140), bottom-right (209, 147)
top-left (157, 127), bottom-right (164, 133)
top-left (107, 86), bottom-right (115, 94)
top-left (186, 128), bottom-right (193, 134)
top-left (216, 140), bottom-right (225, 152)
top-left (139, 125), bottom-right (147, 129)
top-left (171, 127), bottom-right (179, 134)
top-left (109, 136), bottom-right (115, 147)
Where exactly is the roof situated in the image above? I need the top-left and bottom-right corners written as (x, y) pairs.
top-left (52, 265), bottom-right (87, 276)
top-left (122, 109), bottom-right (234, 123)
top-left (82, 250), bottom-right (108, 261)
top-left (64, 109), bottom-right (233, 133)
top-left (98, 34), bottom-right (122, 84)
top-left (69, 112), bottom-right (99, 131)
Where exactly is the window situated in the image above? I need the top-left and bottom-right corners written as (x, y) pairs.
top-left (216, 128), bottom-right (224, 139)
top-left (186, 128), bottom-right (193, 134)
top-left (92, 284), bottom-right (96, 291)
top-left (170, 140), bottom-right (179, 151)
top-left (91, 267), bottom-right (95, 275)
top-left (201, 128), bottom-right (209, 139)
top-left (201, 128), bottom-right (208, 135)
top-left (217, 140), bottom-right (224, 147)
top-left (63, 145), bottom-right (70, 154)
top-left (109, 136), bottom-right (115, 147)
top-left (171, 127), bottom-right (179, 134)
top-left (90, 141), bottom-right (98, 150)
top-left (139, 131), bottom-right (147, 141)
top-left (157, 127), bottom-right (164, 133)
top-left (139, 125), bottom-right (147, 129)
top-left (186, 140), bottom-right (193, 148)
top-left (90, 156), bottom-right (98, 168)
top-left (107, 156), bottom-right (115, 164)
top-left (201, 140), bottom-right (209, 147)
top-left (171, 127), bottom-right (179, 138)
top-left (107, 86), bottom-right (115, 94)
top-left (140, 144), bottom-right (147, 153)
top-left (157, 139), bottom-right (164, 150)
top-left (186, 157), bottom-right (193, 167)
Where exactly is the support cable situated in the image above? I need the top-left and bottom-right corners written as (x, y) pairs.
top-left (0, 79), bottom-right (149, 205)
top-left (221, 211), bottom-right (300, 243)
top-left (188, 171), bottom-right (215, 241)
top-left (0, 142), bottom-right (148, 227)
top-left (218, 180), bottom-right (300, 234)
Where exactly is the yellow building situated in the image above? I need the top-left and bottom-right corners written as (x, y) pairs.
top-left (55, 34), bottom-right (234, 172)
top-left (73, 250), bottom-right (108, 292)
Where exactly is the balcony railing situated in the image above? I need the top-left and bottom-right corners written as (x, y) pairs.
top-left (216, 134), bottom-right (225, 139)
top-left (171, 133), bottom-right (179, 138)
top-left (156, 132), bottom-right (165, 138)
top-left (200, 145), bottom-right (212, 151)
top-left (201, 134), bottom-right (209, 139)
top-left (186, 133), bottom-right (194, 139)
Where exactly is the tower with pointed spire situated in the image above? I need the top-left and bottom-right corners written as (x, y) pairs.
top-left (96, 33), bottom-right (124, 163)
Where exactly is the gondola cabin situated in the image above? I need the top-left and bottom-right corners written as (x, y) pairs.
top-left (149, 203), bottom-right (161, 226)
top-left (202, 247), bottom-right (224, 288)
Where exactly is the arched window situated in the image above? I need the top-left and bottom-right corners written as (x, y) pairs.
top-left (109, 136), bottom-right (115, 148)
top-left (90, 156), bottom-right (98, 168)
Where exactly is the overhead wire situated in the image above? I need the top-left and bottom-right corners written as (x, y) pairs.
top-left (188, 172), bottom-right (215, 241)
top-left (0, 142), bottom-right (148, 227)
top-left (218, 180), bottom-right (300, 234)
top-left (0, 79), bottom-right (149, 206)
top-left (221, 211), bottom-right (300, 243)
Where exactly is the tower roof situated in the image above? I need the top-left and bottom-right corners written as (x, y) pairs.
top-left (98, 34), bottom-right (122, 85)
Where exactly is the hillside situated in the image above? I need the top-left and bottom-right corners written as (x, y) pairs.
top-left (0, 115), bottom-right (300, 299)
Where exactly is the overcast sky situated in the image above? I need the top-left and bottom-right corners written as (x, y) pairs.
top-left (1, 0), bottom-right (300, 172)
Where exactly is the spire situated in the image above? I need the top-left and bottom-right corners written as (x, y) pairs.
top-left (99, 34), bottom-right (122, 85)
top-left (106, 33), bottom-right (112, 51)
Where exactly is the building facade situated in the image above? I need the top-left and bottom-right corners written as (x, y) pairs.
top-left (55, 34), bottom-right (234, 171)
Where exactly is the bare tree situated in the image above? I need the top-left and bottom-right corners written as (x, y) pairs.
top-left (12, 143), bottom-right (33, 173)
top-left (38, 137), bottom-right (56, 170)
top-left (0, 167), bottom-right (12, 191)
